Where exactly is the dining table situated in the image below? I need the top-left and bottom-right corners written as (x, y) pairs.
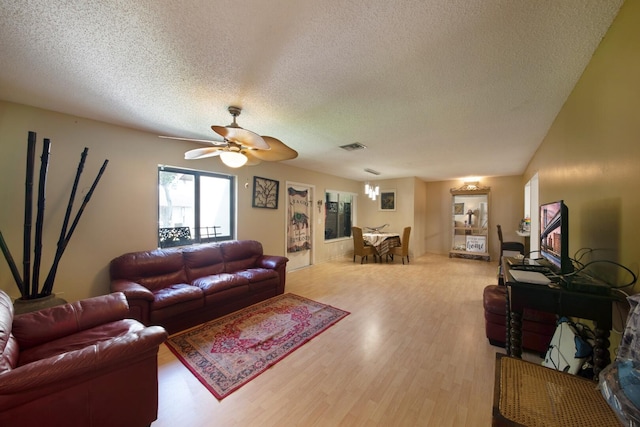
top-left (362, 232), bottom-right (401, 259)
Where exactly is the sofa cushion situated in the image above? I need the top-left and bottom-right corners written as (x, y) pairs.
top-left (222, 240), bottom-right (263, 272)
top-left (151, 284), bottom-right (203, 310)
top-left (204, 285), bottom-right (251, 305)
top-left (192, 273), bottom-right (250, 295)
top-left (110, 248), bottom-right (188, 291)
top-left (235, 268), bottom-right (279, 283)
top-left (17, 319), bottom-right (145, 367)
top-left (183, 243), bottom-right (226, 281)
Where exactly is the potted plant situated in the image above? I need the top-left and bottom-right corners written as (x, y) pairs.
top-left (0, 131), bottom-right (108, 313)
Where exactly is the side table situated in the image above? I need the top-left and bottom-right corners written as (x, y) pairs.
top-left (504, 263), bottom-right (617, 379)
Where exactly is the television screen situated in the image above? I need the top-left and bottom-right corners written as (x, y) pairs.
top-left (539, 200), bottom-right (572, 274)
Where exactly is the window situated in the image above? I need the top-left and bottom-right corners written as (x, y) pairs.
top-left (158, 166), bottom-right (235, 248)
top-left (324, 190), bottom-right (354, 240)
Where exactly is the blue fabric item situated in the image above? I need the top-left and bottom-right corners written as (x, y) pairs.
top-left (574, 335), bottom-right (592, 358)
top-left (618, 360), bottom-right (640, 409)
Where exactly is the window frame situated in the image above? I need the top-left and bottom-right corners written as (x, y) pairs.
top-left (157, 165), bottom-right (236, 248)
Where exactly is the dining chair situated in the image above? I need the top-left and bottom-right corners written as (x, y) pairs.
top-left (351, 226), bottom-right (376, 264)
top-left (388, 226), bottom-right (411, 264)
top-left (497, 224), bottom-right (525, 266)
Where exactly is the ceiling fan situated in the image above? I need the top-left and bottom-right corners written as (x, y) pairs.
top-left (159, 106), bottom-right (298, 168)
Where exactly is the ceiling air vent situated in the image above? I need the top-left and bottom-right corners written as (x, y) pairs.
top-left (339, 142), bottom-right (367, 151)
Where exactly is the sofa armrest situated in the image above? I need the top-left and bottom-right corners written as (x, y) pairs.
top-left (0, 325), bottom-right (167, 394)
top-left (12, 293), bottom-right (129, 349)
top-left (110, 280), bottom-right (155, 301)
top-left (110, 280), bottom-right (155, 325)
top-left (257, 255), bottom-right (289, 270)
top-left (257, 255), bottom-right (289, 294)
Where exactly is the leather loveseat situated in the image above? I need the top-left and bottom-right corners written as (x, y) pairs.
top-left (0, 290), bottom-right (167, 427)
top-left (109, 240), bottom-right (289, 334)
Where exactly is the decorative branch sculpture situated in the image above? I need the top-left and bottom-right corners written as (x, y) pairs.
top-left (0, 131), bottom-right (108, 299)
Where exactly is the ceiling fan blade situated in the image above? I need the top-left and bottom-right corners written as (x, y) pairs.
top-left (211, 125), bottom-right (270, 150)
top-left (249, 136), bottom-right (298, 161)
top-left (242, 151), bottom-right (263, 166)
top-left (159, 135), bottom-right (227, 145)
top-left (184, 147), bottom-right (223, 160)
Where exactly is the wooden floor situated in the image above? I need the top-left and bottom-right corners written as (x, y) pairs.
top-left (154, 253), bottom-right (523, 426)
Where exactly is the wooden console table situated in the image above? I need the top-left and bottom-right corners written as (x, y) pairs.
top-left (504, 262), bottom-right (617, 379)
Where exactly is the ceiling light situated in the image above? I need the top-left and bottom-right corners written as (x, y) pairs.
top-left (365, 182), bottom-right (379, 200)
top-left (220, 151), bottom-right (248, 168)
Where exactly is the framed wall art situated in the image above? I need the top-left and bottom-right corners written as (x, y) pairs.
top-left (379, 190), bottom-right (396, 211)
top-left (454, 202), bottom-right (464, 215)
top-left (252, 176), bottom-right (279, 209)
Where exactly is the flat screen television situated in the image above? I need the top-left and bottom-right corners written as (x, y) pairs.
top-left (539, 200), bottom-right (573, 274)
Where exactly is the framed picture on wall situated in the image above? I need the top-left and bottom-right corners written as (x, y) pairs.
top-left (252, 176), bottom-right (279, 209)
top-left (379, 190), bottom-right (396, 211)
top-left (454, 202), bottom-right (464, 215)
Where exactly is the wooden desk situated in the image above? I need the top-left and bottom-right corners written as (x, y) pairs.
top-left (504, 262), bottom-right (617, 378)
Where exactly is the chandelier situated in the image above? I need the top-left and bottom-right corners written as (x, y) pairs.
top-left (364, 182), bottom-right (379, 200)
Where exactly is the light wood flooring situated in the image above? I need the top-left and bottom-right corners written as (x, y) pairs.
top-left (154, 253), bottom-right (527, 426)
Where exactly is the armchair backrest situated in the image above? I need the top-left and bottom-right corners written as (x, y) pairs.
top-left (11, 292), bottom-right (130, 350)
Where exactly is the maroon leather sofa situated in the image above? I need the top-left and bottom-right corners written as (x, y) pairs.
top-left (0, 290), bottom-right (167, 427)
top-left (483, 284), bottom-right (557, 354)
top-left (109, 240), bottom-right (289, 334)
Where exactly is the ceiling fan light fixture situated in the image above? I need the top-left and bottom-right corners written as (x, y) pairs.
top-left (220, 151), bottom-right (248, 168)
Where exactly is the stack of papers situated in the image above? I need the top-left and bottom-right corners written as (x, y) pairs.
top-left (509, 270), bottom-right (551, 285)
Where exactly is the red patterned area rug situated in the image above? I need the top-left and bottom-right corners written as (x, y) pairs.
top-left (165, 293), bottom-right (350, 400)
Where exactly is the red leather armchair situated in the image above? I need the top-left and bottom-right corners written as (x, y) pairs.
top-left (0, 290), bottom-right (168, 427)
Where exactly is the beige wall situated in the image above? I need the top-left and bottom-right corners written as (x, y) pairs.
top-left (358, 177), bottom-right (419, 258)
top-left (0, 101), bottom-right (362, 302)
top-left (0, 101), bottom-right (435, 303)
top-left (524, 0), bottom-right (640, 291)
top-left (424, 176), bottom-right (524, 261)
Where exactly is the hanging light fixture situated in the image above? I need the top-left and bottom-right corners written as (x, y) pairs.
top-left (219, 151), bottom-right (248, 168)
top-left (364, 182), bottom-right (379, 200)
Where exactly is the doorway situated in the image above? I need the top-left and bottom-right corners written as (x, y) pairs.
top-left (285, 182), bottom-right (314, 270)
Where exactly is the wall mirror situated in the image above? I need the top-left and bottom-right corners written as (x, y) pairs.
top-left (450, 184), bottom-right (490, 260)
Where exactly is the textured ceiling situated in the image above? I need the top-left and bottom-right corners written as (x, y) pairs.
top-left (0, 0), bottom-right (624, 181)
